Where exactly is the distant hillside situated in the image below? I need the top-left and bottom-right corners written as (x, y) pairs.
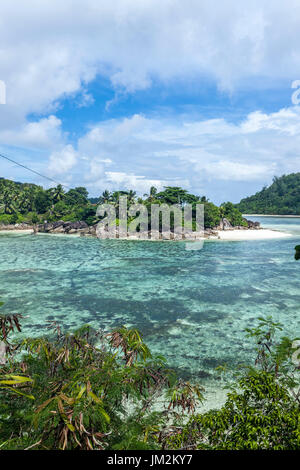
top-left (0, 177), bottom-right (40, 189)
top-left (88, 197), bottom-right (100, 204)
top-left (237, 173), bottom-right (300, 215)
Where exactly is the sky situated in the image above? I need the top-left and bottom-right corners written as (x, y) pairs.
top-left (1, 1), bottom-right (300, 204)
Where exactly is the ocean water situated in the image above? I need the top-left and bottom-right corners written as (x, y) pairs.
top-left (0, 217), bottom-right (300, 397)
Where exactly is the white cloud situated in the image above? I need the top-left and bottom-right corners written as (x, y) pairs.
top-left (203, 160), bottom-right (275, 181)
top-left (105, 171), bottom-right (170, 194)
top-left (1, 2), bottom-right (300, 201)
top-left (76, 91), bottom-right (95, 108)
top-left (0, 0), bottom-right (300, 122)
top-left (2, 105), bottom-right (300, 202)
top-left (84, 158), bottom-right (108, 182)
top-left (0, 115), bottom-right (63, 149)
top-left (241, 108), bottom-right (300, 135)
top-left (73, 106), bottom-right (300, 200)
top-left (48, 144), bottom-right (78, 175)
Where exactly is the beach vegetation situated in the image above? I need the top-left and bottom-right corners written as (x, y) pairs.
top-left (0, 178), bottom-right (246, 230)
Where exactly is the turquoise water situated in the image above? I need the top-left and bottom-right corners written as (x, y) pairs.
top-left (0, 217), bottom-right (300, 389)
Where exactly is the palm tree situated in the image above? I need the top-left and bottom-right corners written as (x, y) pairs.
top-left (127, 190), bottom-right (136, 204)
top-left (19, 187), bottom-right (36, 213)
top-left (0, 182), bottom-right (19, 214)
top-left (111, 191), bottom-right (128, 205)
top-left (143, 186), bottom-right (157, 202)
top-left (50, 185), bottom-right (65, 204)
top-left (99, 190), bottom-right (112, 204)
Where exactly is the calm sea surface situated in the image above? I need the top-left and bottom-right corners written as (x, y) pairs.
top-left (1, 216), bottom-right (300, 393)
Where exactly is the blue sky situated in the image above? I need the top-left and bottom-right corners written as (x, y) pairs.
top-left (1, 1), bottom-right (300, 204)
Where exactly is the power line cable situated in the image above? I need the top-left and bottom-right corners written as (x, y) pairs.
top-left (0, 152), bottom-right (70, 188)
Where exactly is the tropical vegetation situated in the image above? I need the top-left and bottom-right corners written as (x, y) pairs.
top-left (0, 306), bottom-right (299, 450)
top-left (0, 178), bottom-right (246, 229)
top-left (237, 173), bottom-right (300, 215)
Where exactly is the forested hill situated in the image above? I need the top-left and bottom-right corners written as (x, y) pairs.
top-left (236, 173), bottom-right (300, 215)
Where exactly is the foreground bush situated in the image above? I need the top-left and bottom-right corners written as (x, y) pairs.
top-left (0, 312), bottom-right (299, 450)
top-left (165, 317), bottom-right (300, 450)
top-left (0, 315), bottom-right (202, 450)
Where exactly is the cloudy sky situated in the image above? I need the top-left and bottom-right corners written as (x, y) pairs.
top-left (1, 0), bottom-right (300, 203)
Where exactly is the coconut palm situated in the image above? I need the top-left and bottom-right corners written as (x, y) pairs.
top-left (18, 187), bottom-right (36, 213)
top-left (143, 186), bottom-right (157, 202)
top-left (98, 190), bottom-right (112, 204)
top-left (0, 183), bottom-right (19, 214)
top-left (50, 185), bottom-right (65, 204)
top-left (127, 190), bottom-right (137, 204)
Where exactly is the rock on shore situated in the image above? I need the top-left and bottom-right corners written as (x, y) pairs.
top-left (215, 217), bottom-right (261, 231)
top-left (37, 220), bottom-right (92, 235)
top-left (0, 217), bottom-right (261, 239)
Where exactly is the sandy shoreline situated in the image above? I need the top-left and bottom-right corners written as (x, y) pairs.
top-left (243, 214), bottom-right (300, 218)
top-left (215, 229), bottom-right (291, 241)
top-left (0, 229), bottom-right (34, 235)
top-left (0, 227), bottom-right (292, 241)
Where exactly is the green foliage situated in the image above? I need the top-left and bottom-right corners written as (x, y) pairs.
top-left (0, 213), bottom-right (14, 224)
top-left (0, 179), bottom-right (97, 224)
top-left (155, 187), bottom-right (200, 205)
top-left (75, 206), bottom-right (97, 225)
top-left (165, 316), bottom-right (300, 450)
top-left (221, 201), bottom-right (247, 226)
top-left (65, 187), bottom-right (89, 206)
top-left (34, 190), bottom-right (52, 214)
top-left (0, 179), bottom-right (246, 231)
top-left (0, 213), bottom-right (24, 225)
top-left (51, 201), bottom-right (70, 218)
top-left (30, 212), bottom-right (40, 224)
top-left (0, 308), bottom-right (299, 450)
top-left (236, 173), bottom-right (300, 215)
top-left (0, 375), bottom-right (34, 400)
top-left (0, 313), bottom-right (201, 450)
top-left (1, 310), bottom-right (299, 450)
top-left (204, 202), bottom-right (221, 228)
top-left (166, 380), bottom-right (204, 414)
top-left (174, 371), bottom-right (300, 450)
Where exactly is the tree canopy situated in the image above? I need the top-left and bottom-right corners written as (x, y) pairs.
top-left (0, 179), bottom-right (245, 229)
top-left (236, 173), bottom-right (300, 215)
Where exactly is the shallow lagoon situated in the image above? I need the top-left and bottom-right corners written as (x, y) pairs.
top-left (0, 217), bottom-right (300, 393)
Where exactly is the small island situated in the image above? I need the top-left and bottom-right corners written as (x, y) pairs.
top-left (0, 178), bottom-right (289, 240)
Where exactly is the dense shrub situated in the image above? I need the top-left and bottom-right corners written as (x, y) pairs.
top-left (165, 317), bottom-right (300, 450)
top-left (0, 313), bottom-right (203, 450)
top-left (0, 310), bottom-right (299, 450)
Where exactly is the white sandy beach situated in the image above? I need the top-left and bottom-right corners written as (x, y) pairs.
top-left (0, 227), bottom-right (292, 241)
top-left (216, 228), bottom-right (291, 241)
top-left (0, 229), bottom-right (34, 235)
